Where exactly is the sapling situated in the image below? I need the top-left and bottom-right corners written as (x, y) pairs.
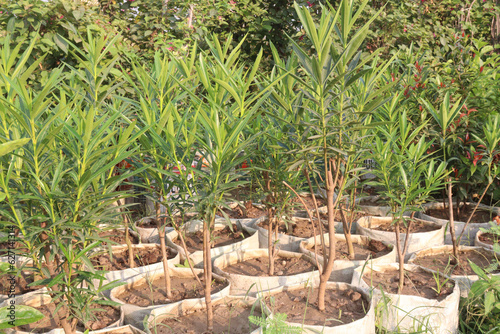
top-left (370, 111), bottom-right (447, 293)
top-left (288, 0), bottom-right (395, 310)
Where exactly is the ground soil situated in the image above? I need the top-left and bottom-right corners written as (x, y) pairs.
top-left (218, 203), bottom-right (266, 219)
top-left (98, 229), bottom-right (140, 245)
top-left (137, 215), bottom-right (186, 229)
top-left (318, 210), bottom-right (367, 225)
top-left (373, 219), bottom-right (440, 233)
top-left (116, 274), bottom-right (228, 307)
top-left (291, 194), bottom-right (326, 210)
top-left (16, 303), bottom-right (120, 332)
top-left (173, 225), bottom-right (250, 253)
top-left (150, 302), bottom-right (260, 334)
top-left (310, 239), bottom-right (391, 261)
top-left (362, 268), bottom-right (455, 301)
top-left (425, 204), bottom-right (497, 223)
top-left (478, 232), bottom-right (500, 245)
top-left (224, 254), bottom-right (316, 277)
top-left (411, 249), bottom-right (500, 276)
top-left (257, 218), bottom-right (326, 238)
top-left (265, 287), bottom-right (369, 327)
top-left (91, 246), bottom-right (175, 271)
top-left (0, 273), bottom-right (39, 295)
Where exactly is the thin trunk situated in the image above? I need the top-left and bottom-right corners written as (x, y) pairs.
top-left (156, 203), bottom-right (172, 299)
top-left (402, 213), bottom-right (415, 257)
top-left (119, 198), bottom-right (134, 269)
top-left (203, 218), bottom-right (213, 331)
top-left (395, 221), bottom-right (404, 294)
top-left (457, 180), bottom-right (493, 246)
top-left (318, 167), bottom-right (337, 311)
top-left (59, 305), bottom-right (75, 334)
top-left (447, 179), bottom-right (459, 264)
top-left (177, 228), bottom-right (203, 288)
top-left (268, 213), bottom-right (274, 276)
top-left (339, 208), bottom-right (354, 260)
top-left (187, 4), bottom-right (194, 28)
top-left (304, 169), bottom-right (328, 263)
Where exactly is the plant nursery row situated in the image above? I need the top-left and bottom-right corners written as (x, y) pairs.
top-left (1, 0), bottom-right (499, 333)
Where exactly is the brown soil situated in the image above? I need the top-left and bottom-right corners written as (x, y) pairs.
top-left (257, 218), bottom-right (326, 238)
top-left (91, 246), bottom-right (175, 271)
top-left (265, 287), bottom-right (369, 327)
top-left (224, 255), bottom-right (316, 276)
top-left (137, 216), bottom-right (185, 229)
top-left (318, 210), bottom-right (367, 224)
top-left (291, 195), bottom-right (326, 210)
top-left (310, 239), bottom-right (391, 261)
top-left (362, 268), bottom-right (455, 301)
top-left (411, 249), bottom-right (500, 276)
top-left (478, 232), bottom-right (500, 245)
top-left (16, 303), bottom-right (120, 332)
top-left (218, 203), bottom-right (266, 219)
top-left (116, 275), bottom-right (228, 307)
top-left (425, 204), bottom-right (497, 223)
top-left (0, 273), bottom-right (39, 295)
top-left (373, 219), bottom-right (439, 233)
top-left (149, 302), bottom-right (260, 334)
top-left (174, 225), bottom-right (250, 253)
top-left (99, 229), bottom-right (139, 245)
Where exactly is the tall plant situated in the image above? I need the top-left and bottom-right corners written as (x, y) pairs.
top-left (288, 0), bottom-right (394, 310)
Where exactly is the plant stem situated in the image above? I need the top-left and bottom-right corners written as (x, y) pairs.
top-left (456, 180), bottom-right (493, 246)
top-left (395, 220), bottom-right (404, 294)
top-left (203, 217), bottom-right (213, 331)
top-left (447, 178), bottom-right (460, 264)
top-left (304, 169), bottom-right (328, 264)
top-left (339, 208), bottom-right (354, 260)
top-left (156, 202), bottom-right (172, 299)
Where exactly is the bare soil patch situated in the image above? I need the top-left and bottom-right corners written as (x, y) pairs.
top-left (265, 287), bottom-right (369, 327)
top-left (291, 195), bottom-right (326, 210)
top-left (362, 268), bottom-right (454, 301)
top-left (91, 246), bottom-right (175, 271)
top-left (310, 239), bottom-right (391, 261)
top-left (411, 249), bottom-right (500, 276)
top-left (174, 225), bottom-right (250, 253)
top-left (218, 203), bottom-right (266, 219)
top-left (425, 204), bottom-right (497, 223)
top-left (137, 216), bottom-right (186, 229)
top-left (98, 229), bottom-right (139, 245)
top-left (373, 219), bottom-right (440, 233)
top-left (16, 303), bottom-right (120, 332)
top-left (149, 302), bottom-right (260, 334)
top-left (224, 255), bottom-right (316, 277)
top-left (478, 232), bottom-right (500, 245)
top-left (116, 274), bottom-right (228, 307)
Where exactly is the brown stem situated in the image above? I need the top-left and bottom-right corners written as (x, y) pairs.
top-left (402, 212), bottom-right (415, 258)
top-left (176, 227), bottom-right (203, 288)
top-left (118, 198), bottom-right (134, 269)
top-left (318, 166), bottom-right (337, 311)
top-left (339, 208), bottom-right (354, 260)
top-left (268, 212), bottom-right (274, 276)
top-left (304, 169), bottom-right (327, 264)
top-left (59, 305), bottom-right (76, 334)
top-left (203, 218), bottom-right (213, 331)
top-left (395, 220), bottom-right (404, 294)
top-left (457, 181), bottom-right (493, 246)
top-left (447, 179), bottom-right (459, 264)
top-left (283, 181), bottom-right (321, 270)
top-left (156, 203), bottom-right (172, 299)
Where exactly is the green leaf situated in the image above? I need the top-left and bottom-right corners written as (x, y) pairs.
top-left (53, 35), bottom-right (68, 54)
top-left (0, 139), bottom-right (30, 158)
top-left (0, 305), bottom-right (44, 329)
top-left (73, 7), bottom-right (85, 20)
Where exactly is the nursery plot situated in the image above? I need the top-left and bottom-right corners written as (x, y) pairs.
top-left (15, 303), bottom-right (121, 332)
top-left (412, 248), bottom-right (500, 275)
top-left (149, 302), bottom-right (260, 334)
top-left (173, 224), bottom-right (250, 253)
top-left (263, 287), bottom-right (369, 327)
top-left (91, 245), bottom-right (175, 271)
top-left (217, 205), bottom-right (266, 219)
top-left (224, 254), bottom-right (315, 277)
top-left (99, 230), bottom-right (140, 245)
top-left (361, 268), bottom-right (455, 301)
top-left (115, 275), bottom-right (228, 307)
top-left (311, 239), bottom-right (391, 260)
